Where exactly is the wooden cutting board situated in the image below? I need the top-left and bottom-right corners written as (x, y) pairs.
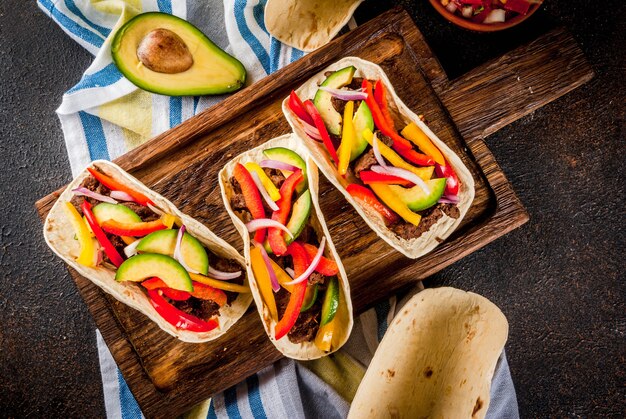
top-left (35, 7), bottom-right (593, 418)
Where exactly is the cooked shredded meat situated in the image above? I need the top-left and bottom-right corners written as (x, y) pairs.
top-left (353, 149), bottom-right (377, 177)
top-left (308, 272), bottom-right (326, 286)
top-left (391, 203), bottom-right (460, 240)
top-left (263, 168), bottom-right (285, 189)
top-left (120, 202), bottom-right (159, 222)
top-left (169, 297), bottom-right (221, 320)
top-left (276, 288), bottom-right (321, 344)
top-left (230, 194), bottom-right (248, 211)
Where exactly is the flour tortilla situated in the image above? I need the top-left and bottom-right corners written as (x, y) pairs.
top-left (219, 134), bottom-right (354, 360)
top-left (43, 160), bottom-right (253, 343)
top-left (283, 57), bottom-right (475, 259)
top-left (348, 287), bottom-right (508, 419)
top-left (264, 0), bottom-right (363, 52)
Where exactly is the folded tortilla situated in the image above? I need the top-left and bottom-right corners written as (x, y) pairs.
top-left (219, 134), bottom-right (354, 360)
top-left (264, 0), bottom-right (363, 52)
top-left (43, 160), bottom-right (253, 343)
top-left (283, 57), bottom-right (475, 259)
top-left (348, 287), bottom-right (509, 419)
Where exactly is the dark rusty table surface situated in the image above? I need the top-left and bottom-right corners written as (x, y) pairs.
top-left (1, 0), bottom-right (624, 417)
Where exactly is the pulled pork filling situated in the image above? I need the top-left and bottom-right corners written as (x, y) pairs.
top-left (71, 168), bottom-right (242, 322)
top-left (230, 169), bottom-right (330, 344)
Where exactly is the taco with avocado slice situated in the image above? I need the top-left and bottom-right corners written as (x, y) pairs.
top-left (283, 57), bottom-right (475, 259)
top-left (219, 134), bottom-right (354, 360)
top-left (43, 160), bottom-right (253, 343)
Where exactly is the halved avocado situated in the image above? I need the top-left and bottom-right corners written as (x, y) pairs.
top-left (112, 12), bottom-right (246, 96)
top-left (313, 66), bottom-right (356, 136)
top-left (349, 101), bottom-right (374, 161)
top-left (92, 203), bottom-right (141, 225)
top-left (388, 178), bottom-right (447, 212)
top-left (135, 229), bottom-right (209, 275)
top-left (116, 253), bottom-right (193, 292)
top-left (263, 147), bottom-right (308, 193)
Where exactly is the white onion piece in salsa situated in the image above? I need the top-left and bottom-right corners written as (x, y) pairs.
top-left (284, 237), bottom-right (326, 286)
top-left (370, 165), bottom-right (431, 195)
top-left (250, 171), bottom-right (279, 211)
top-left (246, 219), bottom-right (293, 238)
top-left (72, 187), bottom-right (117, 204)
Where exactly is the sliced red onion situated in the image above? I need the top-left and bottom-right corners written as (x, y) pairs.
top-left (250, 172), bottom-right (279, 211)
top-left (147, 203), bottom-right (164, 216)
top-left (319, 86), bottom-right (368, 101)
top-left (72, 187), bottom-right (117, 204)
top-left (254, 241), bottom-right (280, 292)
top-left (301, 118), bottom-right (322, 141)
top-left (123, 239), bottom-right (141, 258)
top-left (284, 237), bottom-right (326, 286)
top-left (110, 190), bottom-right (135, 202)
top-left (372, 134), bottom-right (387, 167)
top-left (260, 159), bottom-right (299, 172)
top-left (207, 266), bottom-right (242, 280)
top-left (484, 9), bottom-right (506, 23)
top-left (371, 165), bottom-right (431, 194)
top-left (285, 267), bottom-right (295, 278)
top-left (439, 194), bottom-right (460, 204)
top-left (173, 225), bottom-right (200, 274)
top-left (246, 219), bottom-right (293, 238)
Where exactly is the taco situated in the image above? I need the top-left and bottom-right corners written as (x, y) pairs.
top-left (43, 161), bottom-right (253, 343)
top-left (219, 135), bottom-right (353, 360)
top-left (264, 0), bottom-right (363, 52)
top-left (283, 57), bottom-right (475, 259)
top-left (348, 287), bottom-right (508, 418)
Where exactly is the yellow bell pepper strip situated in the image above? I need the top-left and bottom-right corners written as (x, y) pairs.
top-left (269, 258), bottom-right (294, 293)
top-left (400, 122), bottom-right (445, 166)
top-left (250, 247), bottom-right (278, 320)
top-left (82, 201), bottom-right (125, 267)
top-left (121, 236), bottom-right (136, 245)
top-left (160, 213), bottom-right (176, 229)
top-left (315, 320), bottom-right (334, 351)
top-left (362, 129), bottom-right (434, 181)
top-left (338, 101), bottom-right (355, 176)
top-left (87, 167), bottom-right (154, 206)
top-left (274, 242), bottom-right (309, 340)
top-left (245, 162), bottom-right (281, 201)
top-left (188, 272), bottom-right (250, 294)
top-left (369, 183), bottom-right (422, 226)
top-left (63, 202), bottom-right (96, 267)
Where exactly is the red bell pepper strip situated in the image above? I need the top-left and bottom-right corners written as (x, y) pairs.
top-left (346, 184), bottom-right (399, 226)
top-left (190, 282), bottom-right (227, 307)
top-left (359, 170), bottom-right (413, 186)
top-left (274, 242), bottom-right (308, 340)
top-left (362, 79), bottom-right (412, 151)
top-left (435, 162), bottom-right (460, 196)
top-left (269, 170), bottom-right (303, 256)
top-left (289, 91), bottom-right (314, 125)
top-left (101, 219), bottom-right (167, 237)
top-left (302, 243), bottom-right (339, 276)
top-left (233, 163), bottom-right (267, 243)
top-left (81, 201), bottom-right (125, 267)
top-left (373, 80), bottom-right (395, 128)
top-left (303, 100), bottom-right (339, 164)
top-left (395, 147), bottom-right (435, 167)
top-left (147, 289), bottom-right (218, 332)
top-left (87, 167), bottom-right (154, 206)
top-left (142, 277), bottom-right (191, 301)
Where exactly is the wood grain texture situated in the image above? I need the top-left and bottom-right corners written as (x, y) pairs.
top-left (35, 7), bottom-right (593, 418)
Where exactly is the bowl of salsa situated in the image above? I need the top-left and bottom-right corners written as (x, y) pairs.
top-left (429, 0), bottom-right (543, 32)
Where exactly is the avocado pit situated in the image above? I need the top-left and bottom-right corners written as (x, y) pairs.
top-left (136, 28), bottom-right (193, 74)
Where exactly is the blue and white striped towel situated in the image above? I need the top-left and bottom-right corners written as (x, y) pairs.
top-left (38, 1), bottom-right (519, 417)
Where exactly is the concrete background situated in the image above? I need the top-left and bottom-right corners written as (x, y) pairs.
top-left (1, 0), bottom-right (624, 416)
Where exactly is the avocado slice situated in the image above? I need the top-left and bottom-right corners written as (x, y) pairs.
top-left (263, 147), bottom-right (308, 193)
top-left (349, 101), bottom-right (374, 161)
top-left (112, 12), bottom-right (246, 96)
top-left (92, 203), bottom-right (142, 225)
top-left (285, 189), bottom-right (312, 244)
top-left (136, 229), bottom-right (209, 275)
top-left (313, 66), bottom-right (356, 136)
top-left (116, 253), bottom-right (193, 292)
top-left (300, 284), bottom-right (318, 312)
top-left (320, 277), bottom-right (340, 326)
top-left (387, 178), bottom-right (447, 212)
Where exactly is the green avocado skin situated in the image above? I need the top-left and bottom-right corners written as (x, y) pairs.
top-left (111, 12), bottom-right (246, 96)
